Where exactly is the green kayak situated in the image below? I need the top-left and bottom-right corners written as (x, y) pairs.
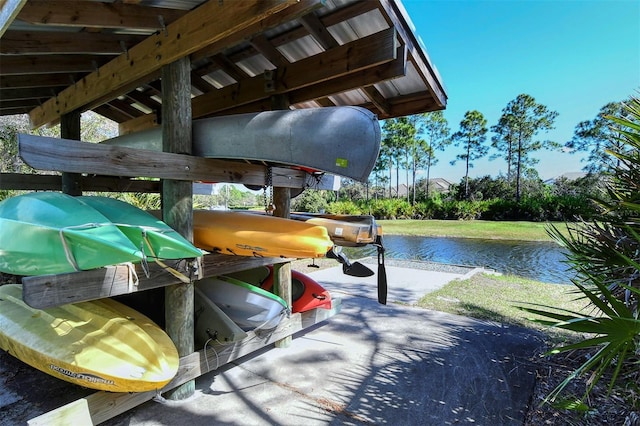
top-left (78, 196), bottom-right (202, 260)
top-left (0, 192), bottom-right (143, 276)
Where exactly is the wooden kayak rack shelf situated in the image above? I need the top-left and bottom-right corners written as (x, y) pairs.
top-left (17, 252), bottom-right (344, 425)
top-left (21, 252), bottom-right (288, 310)
top-left (4, 132), bottom-right (343, 425)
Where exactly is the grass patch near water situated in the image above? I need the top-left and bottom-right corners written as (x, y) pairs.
top-left (378, 219), bottom-right (568, 242)
top-left (417, 272), bottom-right (587, 341)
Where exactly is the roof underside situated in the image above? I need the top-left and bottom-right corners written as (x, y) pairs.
top-left (0, 0), bottom-right (447, 132)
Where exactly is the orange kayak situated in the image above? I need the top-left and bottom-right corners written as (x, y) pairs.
top-left (193, 210), bottom-right (333, 259)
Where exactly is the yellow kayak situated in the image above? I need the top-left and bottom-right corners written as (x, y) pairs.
top-left (193, 210), bottom-right (333, 258)
top-left (0, 285), bottom-right (179, 392)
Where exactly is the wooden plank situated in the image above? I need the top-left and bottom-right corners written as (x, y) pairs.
top-left (27, 299), bottom-right (342, 425)
top-left (16, 0), bottom-right (187, 30)
top-left (0, 0), bottom-right (25, 38)
top-left (0, 172), bottom-right (338, 193)
top-left (28, 0), bottom-right (301, 128)
top-left (118, 113), bottom-right (159, 135)
top-left (1, 30), bottom-right (146, 55)
top-left (192, 27), bottom-right (398, 117)
top-left (0, 54), bottom-right (113, 75)
top-left (22, 254), bottom-right (290, 309)
top-left (0, 173), bottom-right (159, 192)
top-left (17, 134), bottom-right (309, 188)
top-left (1, 73), bottom-right (77, 89)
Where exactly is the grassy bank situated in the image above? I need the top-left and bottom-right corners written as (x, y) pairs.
top-left (378, 219), bottom-right (568, 242)
top-left (416, 272), bottom-right (583, 341)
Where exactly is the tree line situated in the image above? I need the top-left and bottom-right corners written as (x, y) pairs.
top-left (374, 93), bottom-right (631, 204)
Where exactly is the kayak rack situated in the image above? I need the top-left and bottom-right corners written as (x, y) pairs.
top-left (21, 253), bottom-right (285, 310)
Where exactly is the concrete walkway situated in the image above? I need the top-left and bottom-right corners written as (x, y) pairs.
top-left (101, 263), bottom-right (542, 425)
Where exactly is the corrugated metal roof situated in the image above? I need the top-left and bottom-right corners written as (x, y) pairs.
top-left (0, 0), bottom-right (447, 129)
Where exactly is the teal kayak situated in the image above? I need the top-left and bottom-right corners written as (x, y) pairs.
top-left (78, 196), bottom-right (202, 260)
top-left (0, 192), bottom-right (143, 276)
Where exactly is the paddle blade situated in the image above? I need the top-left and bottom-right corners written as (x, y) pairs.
top-left (342, 261), bottom-right (374, 277)
top-left (376, 235), bottom-right (387, 305)
top-left (377, 262), bottom-right (388, 305)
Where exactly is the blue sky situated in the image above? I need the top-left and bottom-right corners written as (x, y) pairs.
top-left (401, 0), bottom-right (640, 183)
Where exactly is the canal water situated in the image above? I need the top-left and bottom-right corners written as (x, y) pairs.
top-left (345, 235), bottom-right (574, 284)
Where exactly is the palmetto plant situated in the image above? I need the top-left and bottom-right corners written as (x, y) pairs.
top-left (520, 95), bottom-right (640, 406)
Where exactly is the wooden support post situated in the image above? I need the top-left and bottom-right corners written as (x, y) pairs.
top-left (60, 111), bottom-right (82, 195)
top-left (272, 262), bottom-right (292, 348)
top-left (271, 93), bottom-right (292, 348)
top-left (161, 56), bottom-right (195, 401)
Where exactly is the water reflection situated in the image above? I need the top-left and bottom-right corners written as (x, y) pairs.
top-left (345, 235), bottom-right (574, 284)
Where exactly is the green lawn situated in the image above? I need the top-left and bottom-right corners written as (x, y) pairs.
top-left (416, 272), bottom-right (585, 341)
top-left (378, 219), bottom-right (570, 242)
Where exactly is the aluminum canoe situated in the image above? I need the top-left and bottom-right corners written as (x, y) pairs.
top-left (102, 106), bottom-right (381, 182)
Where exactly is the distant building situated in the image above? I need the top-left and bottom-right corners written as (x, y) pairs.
top-left (390, 178), bottom-right (452, 197)
top-left (544, 172), bottom-right (587, 185)
top-left (428, 178), bottom-right (453, 193)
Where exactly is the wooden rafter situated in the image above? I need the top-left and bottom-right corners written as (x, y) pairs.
top-left (1, 54), bottom-right (114, 75)
top-left (1, 30), bottom-right (147, 55)
top-left (299, 12), bottom-right (339, 50)
top-left (192, 27), bottom-right (398, 118)
top-left (16, 0), bottom-right (187, 30)
top-left (28, 0), bottom-right (313, 128)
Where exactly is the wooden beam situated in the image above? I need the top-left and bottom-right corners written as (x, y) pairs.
top-left (385, 91), bottom-right (442, 118)
top-left (16, 1), bottom-right (187, 30)
top-left (103, 98), bottom-right (145, 118)
top-left (295, 47), bottom-right (405, 103)
top-left (223, 44), bottom-right (407, 116)
top-left (0, 87), bottom-right (67, 101)
top-left (0, 54), bottom-right (114, 75)
top-left (192, 27), bottom-right (398, 118)
top-left (0, 173), bottom-right (160, 192)
top-left (28, 0), bottom-right (303, 128)
top-left (250, 33), bottom-right (289, 67)
top-left (26, 300), bottom-right (342, 426)
top-left (207, 54), bottom-right (249, 82)
top-left (299, 12), bottom-right (339, 50)
top-left (92, 104), bottom-right (138, 124)
top-left (190, 0), bottom-right (324, 64)
top-left (124, 90), bottom-right (162, 112)
top-left (0, 98), bottom-right (43, 112)
top-left (21, 254), bottom-right (289, 309)
top-left (17, 134), bottom-right (311, 188)
top-left (362, 85), bottom-right (392, 116)
top-left (0, 0), bottom-right (25, 38)
top-left (118, 113), bottom-right (159, 135)
top-left (1, 30), bottom-right (146, 54)
top-left (1, 73), bottom-right (78, 89)
top-left (221, 0), bottom-right (377, 64)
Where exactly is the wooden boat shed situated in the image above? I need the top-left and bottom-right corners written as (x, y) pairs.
top-left (0, 0), bottom-right (447, 423)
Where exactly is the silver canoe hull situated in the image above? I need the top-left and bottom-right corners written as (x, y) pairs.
top-left (103, 106), bottom-right (381, 182)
